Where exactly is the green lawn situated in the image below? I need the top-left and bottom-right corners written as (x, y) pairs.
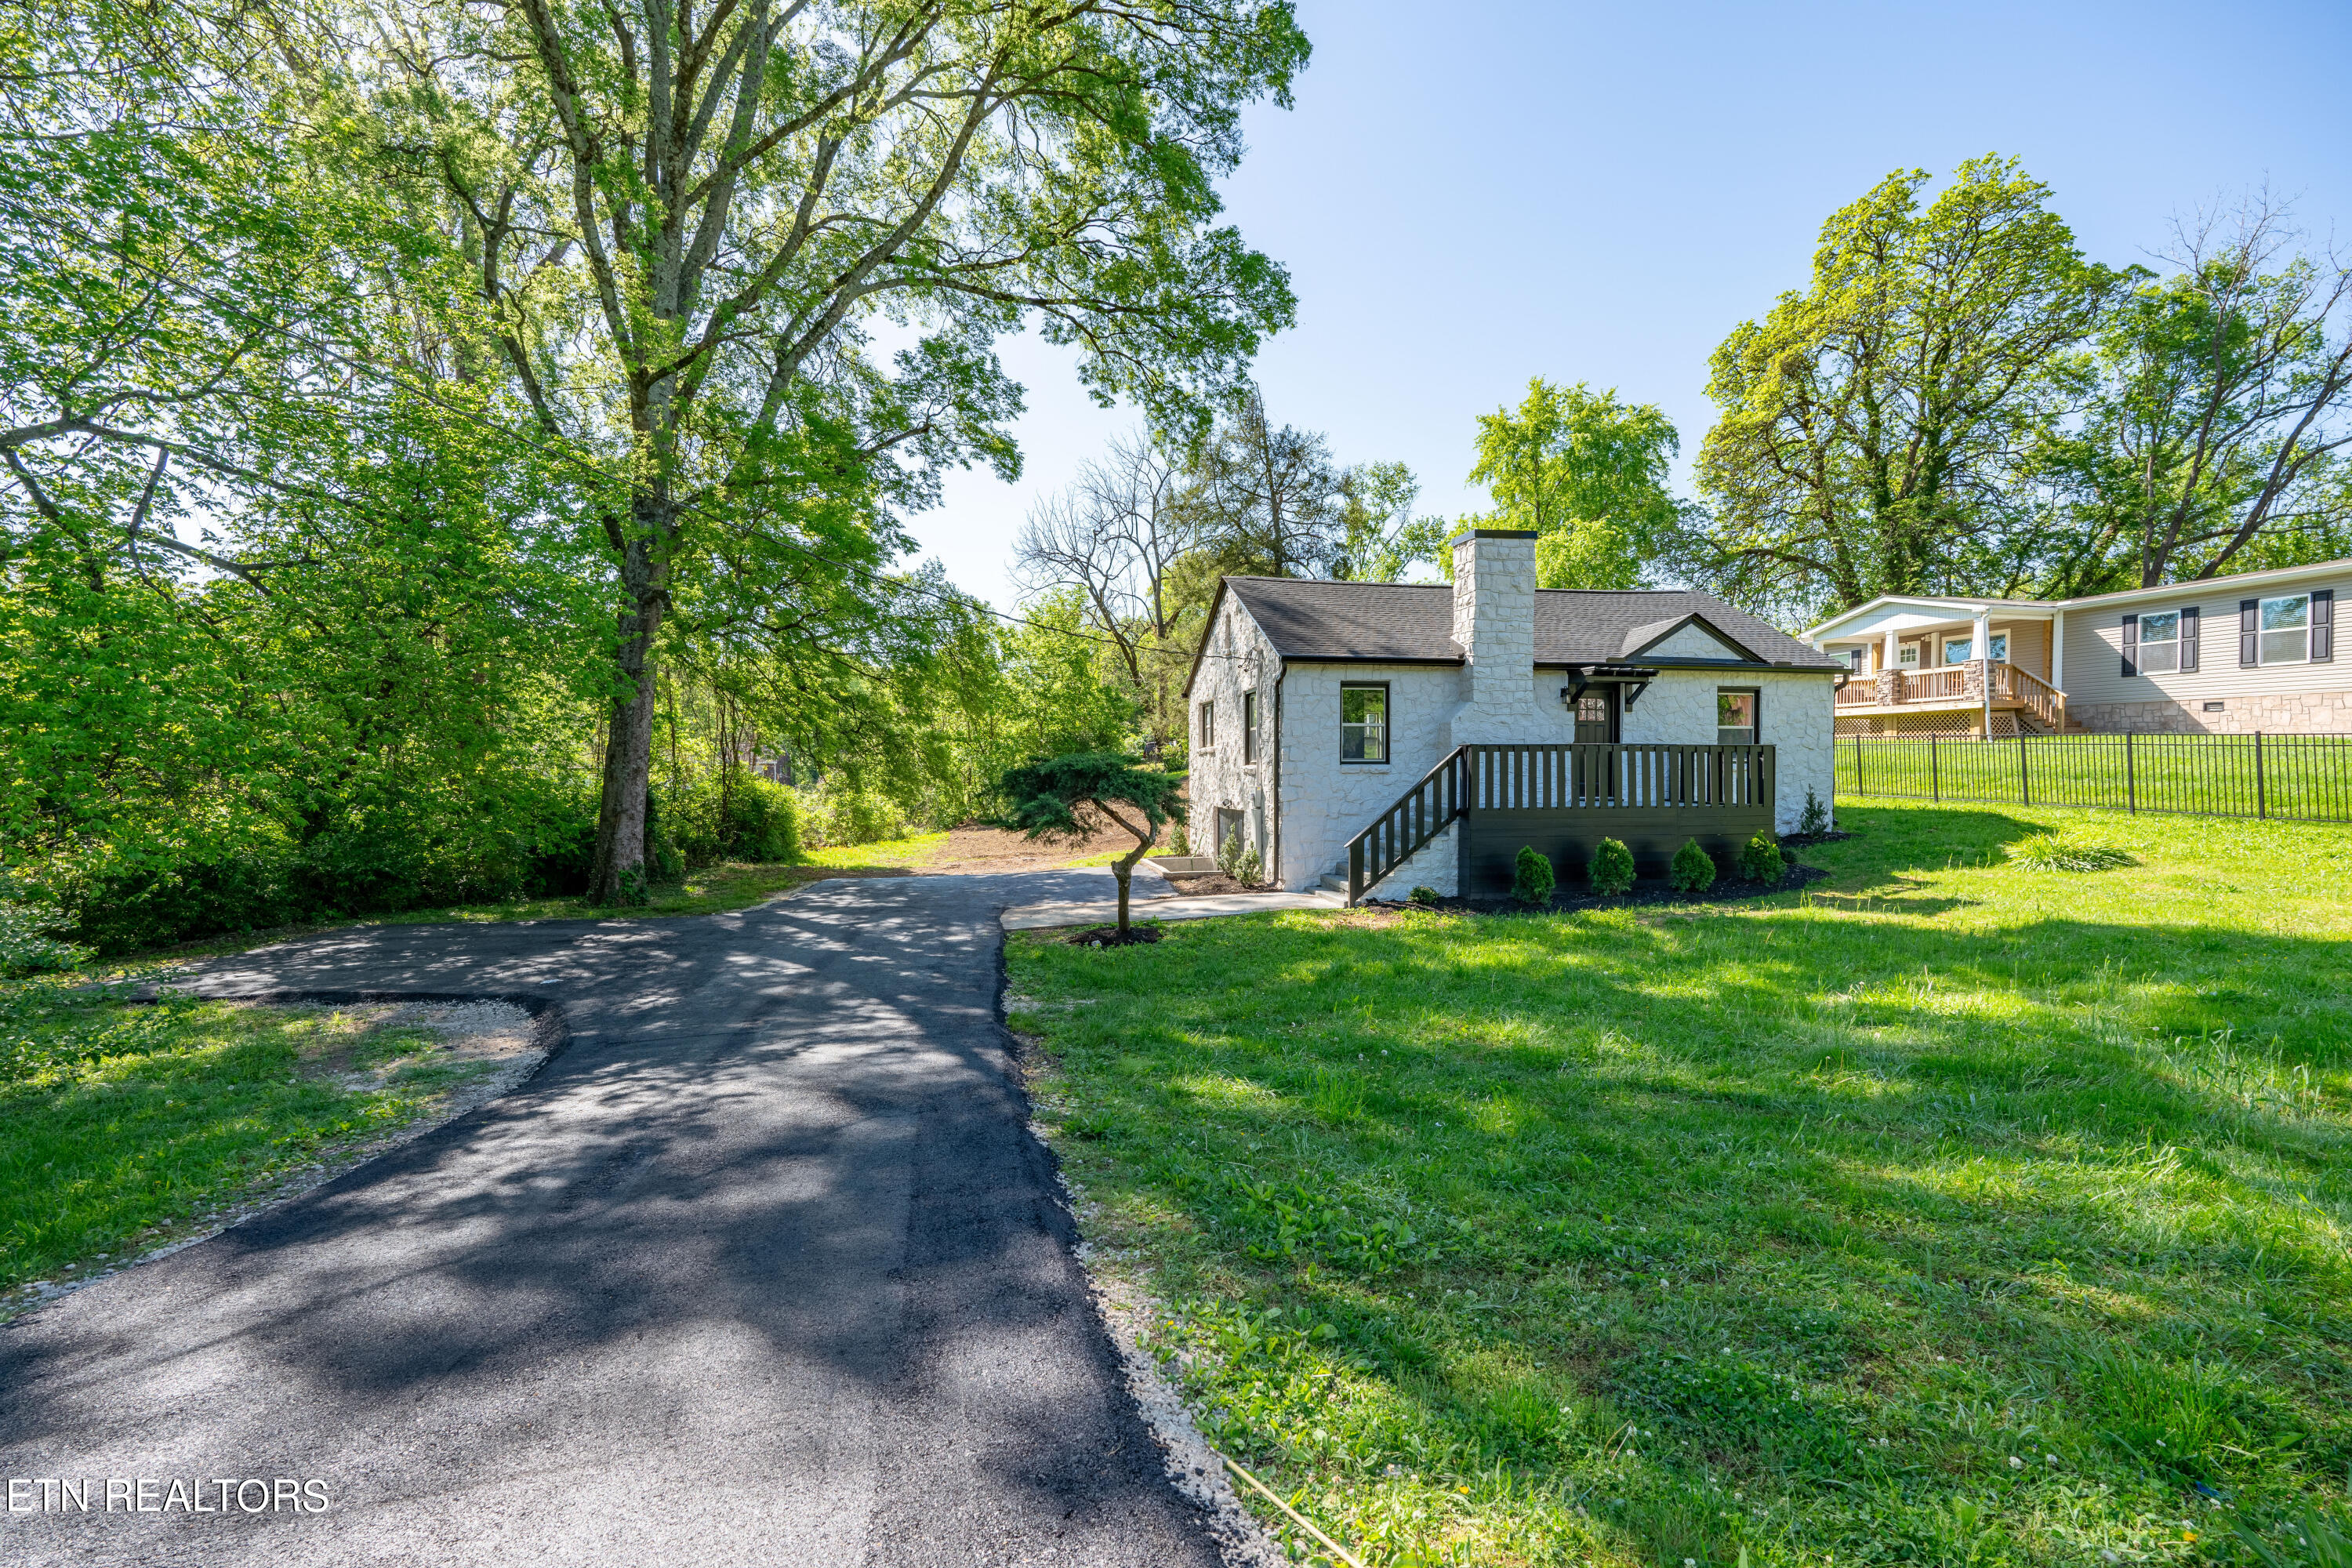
top-left (1007, 801), bottom-right (2352, 1568)
top-left (0, 990), bottom-right (508, 1307)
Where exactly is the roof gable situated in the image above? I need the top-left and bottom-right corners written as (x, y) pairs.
top-left (1618, 612), bottom-right (1766, 663)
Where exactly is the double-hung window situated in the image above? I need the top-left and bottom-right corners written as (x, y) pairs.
top-left (1341, 684), bottom-right (1388, 763)
top-left (1716, 688), bottom-right (1759, 746)
top-left (1242, 690), bottom-right (1258, 764)
top-left (1196, 699), bottom-right (1214, 750)
top-left (2137, 610), bottom-right (2181, 673)
top-left (1944, 633), bottom-right (2008, 666)
top-left (2261, 595), bottom-right (2310, 664)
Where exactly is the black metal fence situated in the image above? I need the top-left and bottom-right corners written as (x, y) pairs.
top-left (1835, 733), bottom-right (2352, 822)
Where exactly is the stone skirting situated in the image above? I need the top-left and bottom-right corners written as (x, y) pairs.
top-left (2071, 691), bottom-right (2352, 735)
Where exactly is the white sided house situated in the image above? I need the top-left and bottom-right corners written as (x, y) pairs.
top-left (1181, 529), bottom-right (1843, 902)
top-left (1804, 557), bottom-right (2347, 738)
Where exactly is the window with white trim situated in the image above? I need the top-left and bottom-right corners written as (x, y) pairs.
top-left (1945, 633), bottom-right (2009, 665)
top-left (2261, 594), bottom-right (2310, 663)
top-left (1196, 699), bottom-right (1214, 750)
top-left (1242, 689), bottom-right (1258, 763)
top-left (2137, 610), bottom-right (2180, 673)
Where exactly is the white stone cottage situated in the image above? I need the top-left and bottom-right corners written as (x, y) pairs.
top-left (1805, 556), bottom-right (2348, 737)
top-left (1181, 529), bottom-right (1843, 901)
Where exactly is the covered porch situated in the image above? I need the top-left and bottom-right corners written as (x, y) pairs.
top-left (1816, 603), bottom-right (2074, 737)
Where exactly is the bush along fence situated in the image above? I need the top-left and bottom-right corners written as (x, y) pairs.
top-left (1835, 732), bottom-right (2352, 822)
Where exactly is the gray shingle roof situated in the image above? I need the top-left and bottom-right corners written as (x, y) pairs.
top-left (1220, 577), bottom-right (1842, 670)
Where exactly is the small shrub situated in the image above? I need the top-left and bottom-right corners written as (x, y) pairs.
top-left (1408, 884), bottom-right (1441, 906)
top-left (1737, 832), bottom-right (1786, 883)
top-left (1668, 839), bottom-right (1716, 893)
top-left (1217, 825), bottom-right (1244, 877)
top-left (1798, 788), bottom-right (1830, 837)
top-left (1512, 846), bottom-right (1555, 906)
top-left (1233, 844), bottom-right (1264, 885)
top-left (2007, 831), bottom-right (2134, 873)
top-left (803, 783), bottom-right (909, 849)
top-left (1588, 837), bottom-right (1635, 896)
top-left (1168, 819), bottom-right (1191, 856)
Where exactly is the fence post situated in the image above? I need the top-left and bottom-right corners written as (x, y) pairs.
top-left (2125, 731), bottom-right (2136, 813)
top-left (2018, 733), bottom-right (2031, 806)
top-left (2255, 731), bottom-right (2267, 820)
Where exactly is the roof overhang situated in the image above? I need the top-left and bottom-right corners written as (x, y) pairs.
top-left (1806, 597), bottom-right (2060, 643)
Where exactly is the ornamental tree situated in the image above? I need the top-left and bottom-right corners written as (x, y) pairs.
top-left (999, 753), bottom-right (1182, 936)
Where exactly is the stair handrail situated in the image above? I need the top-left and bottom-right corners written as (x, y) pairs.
top-left (2002, 663), bottom-right (2067, 730)
top-left (1345, 746), bottom-right (1468, 906)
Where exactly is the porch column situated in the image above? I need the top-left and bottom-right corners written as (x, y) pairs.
top-left (1975, 610), bottom-right (1992, 737)
top-left (2051, 610), bottom-right (2065, 689)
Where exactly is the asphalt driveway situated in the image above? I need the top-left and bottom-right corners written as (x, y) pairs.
top-left (0, 868), bottom-right (1221, 1566)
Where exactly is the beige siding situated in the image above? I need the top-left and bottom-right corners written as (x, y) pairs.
top-left (2001, 619), bottom-right (2050, 682)
top-left (2059, 575), bottom-right (2351, 732)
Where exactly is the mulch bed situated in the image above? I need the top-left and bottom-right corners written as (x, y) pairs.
top-left (1371, 860), bottom-right (1828, 916)
top-left (1158, 871), bottom-right (1272, 895)
top-left (1062, 923), bottom-right (1166, 947)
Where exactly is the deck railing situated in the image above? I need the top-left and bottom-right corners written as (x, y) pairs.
top-left (1836, 662), bottom-right (2069, 730)
top-left (1345, 742), bottom-right (1775, 903)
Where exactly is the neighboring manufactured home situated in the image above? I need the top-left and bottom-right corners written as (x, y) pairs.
top-left (1803, 558), bottom-right (2347, 738)
top-left (1182, 529), bottom-right (1843, 902)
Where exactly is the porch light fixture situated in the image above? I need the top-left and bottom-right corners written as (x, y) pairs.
top-left (1560, 663), bottom-right (1661, 710)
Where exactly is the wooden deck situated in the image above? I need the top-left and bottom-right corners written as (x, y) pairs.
top-left (1834, 660), bottom-right (2070, 735)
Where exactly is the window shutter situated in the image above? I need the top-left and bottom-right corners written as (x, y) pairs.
top-left (2179, 605), bottom-right (2198, 671)
top-left (2239, 599), bottom-right (2259, 666)
top-left (2119, 613), bottom-right (2137, 678)
top-left (2314, 589), bottom-right (2335, 663)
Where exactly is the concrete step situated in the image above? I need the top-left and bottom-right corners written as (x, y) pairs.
top-left (1318, 874), bottom-right (1348, 895)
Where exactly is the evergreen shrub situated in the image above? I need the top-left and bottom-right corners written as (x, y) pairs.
top-left (1588, 837), bottom-right (1635, 896)
top-left (1512, 846), bottom-right (1555, 906)
top-left (1669, 839), bottom-right (1717, 893)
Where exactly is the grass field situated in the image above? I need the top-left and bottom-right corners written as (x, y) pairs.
top-left (0, 991), bottom-right (512, 1305)
top-left (1008, 801), bottom-right (2352, 1567)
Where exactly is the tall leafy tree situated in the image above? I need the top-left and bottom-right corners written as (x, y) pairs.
top-left (1187, 387), bottom-right (1342, 578)
top-left (2024, 201), bottom-right (2352, 595)
top-left (369, 0), bottom-right (1308, 900)
top-left (1690, 156), bottom-right (2123, 619)
top-left (1465, 377), bottom-right (1681, 590)
top-left (1330, 459), bottom-right (1446, 582)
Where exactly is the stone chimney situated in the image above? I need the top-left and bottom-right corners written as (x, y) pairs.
top-left (1447, 528), bottom-right (1545, 744)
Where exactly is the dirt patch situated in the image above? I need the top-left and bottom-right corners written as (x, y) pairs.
top-left (1158, 871), bottom-right (1272, 896)
top-left (920, 822), bottom-right (1153, 875)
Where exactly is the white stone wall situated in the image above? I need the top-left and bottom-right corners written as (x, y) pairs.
top-left (1621, 669), bottom-right (1839, 833)
top-left (1186, 596), bottom-right (1283, 869)
top-left (1368, 818), bottom-right (1458, 900)
top-left (1445, 532), bottom-right (1552, 746)
top-left (1276, 662), bottom-right (1465, 891)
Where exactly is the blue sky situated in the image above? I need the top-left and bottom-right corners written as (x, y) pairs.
top-left (906, 0), bottom-right (2352, 610)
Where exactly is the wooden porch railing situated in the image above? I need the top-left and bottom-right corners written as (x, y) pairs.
top-left (1837, 662), bottom-right (2068, 729)
top-left (1345, 743), bottom-right (1776, 904)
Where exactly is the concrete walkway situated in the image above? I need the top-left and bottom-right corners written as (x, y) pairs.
top-left (0, 871), bottom-right (1223, 1568)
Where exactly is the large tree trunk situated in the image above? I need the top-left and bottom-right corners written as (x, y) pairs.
top-left (590, 518), bottom-right (670, 903)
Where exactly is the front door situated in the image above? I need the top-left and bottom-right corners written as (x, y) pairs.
top-left (1573, 688), bottom-right (1619, 803)
top-left (1573, 688), bottom-right (1618, 744)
